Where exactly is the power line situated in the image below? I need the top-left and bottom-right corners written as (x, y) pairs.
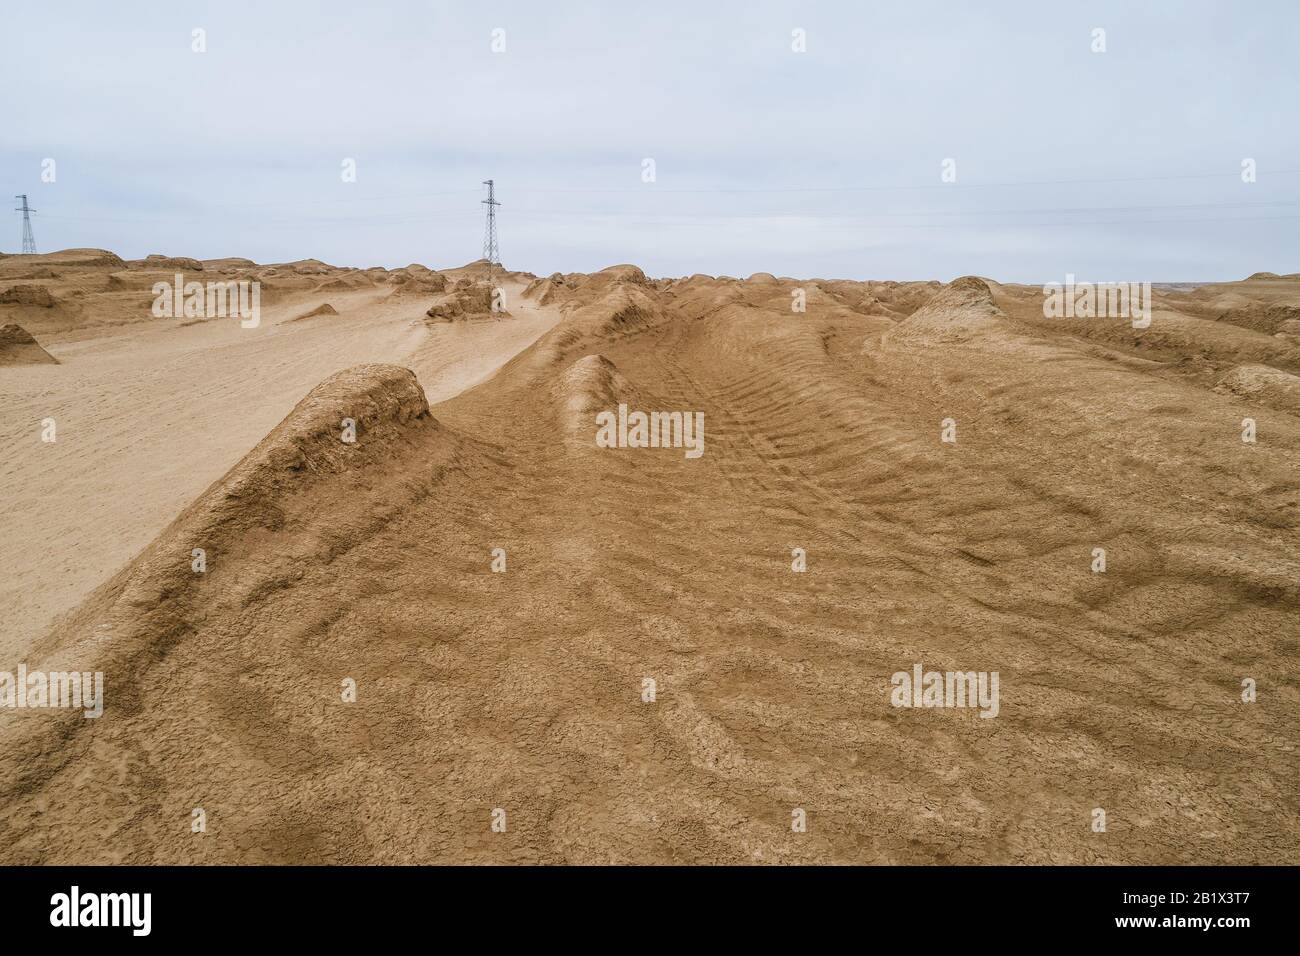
top-left (511, 167), bottom-right (1300, 195)
top-left (490, 197), bottom-right (1300, 221)
top-left (504, 211), bottom-right (1300, 230)
top-left (35, 195), bottom-right (1300, 228)
top-left (211, 187), bottom-right (481, 209)
top-left (14, 194), bottom-right (36, 254)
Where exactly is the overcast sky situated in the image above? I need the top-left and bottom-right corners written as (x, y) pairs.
top-left (3, 1), bottom-right (1297, 281)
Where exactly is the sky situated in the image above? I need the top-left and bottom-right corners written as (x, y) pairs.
top-left (2, 0), bottom-right (1297, 281)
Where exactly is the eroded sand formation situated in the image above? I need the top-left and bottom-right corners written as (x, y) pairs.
top-left (0, 324), bottom-right (58, 366)
top-left (1, 251), bottom-right (1297, 863)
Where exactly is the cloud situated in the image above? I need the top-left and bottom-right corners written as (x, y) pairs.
top-left (3, 0), bottom-right (1297, 279)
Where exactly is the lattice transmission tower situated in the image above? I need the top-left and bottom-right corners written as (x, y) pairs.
top-left (481, 179), bottom-right (500, 286)
top-left (14, 194), bottom-right (36, 254)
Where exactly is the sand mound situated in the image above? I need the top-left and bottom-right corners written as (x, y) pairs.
top-left (390, 271), bottom-right (448, 294)
top-left (523, 274), bottom-right (576, 306)
top-left (1214, 364), bottom-right (1300, 413)
top-left (424, 296), bottom-right (463, 321)
top-left (1214, 303), bottom-right (1300, 336)
top-left (2, 248), bottom-right (124, 269)
top-left (437, 259), bottom-right (531, 284)
top-left (590, 264), bottom-right (649, 286)
top-left (131, 255), bottom-right (204, 271)
top-left (528, 288), bottom-right (661, 368)
top-left (603, 299), bottom-right (654, 335)
top-left (121, 363), bottom-right (434, 596)
top-left (0, 364), bottom-right (456, 829)
top-left (552, 354), bottom-right (637, 439)
top-left (425, 283), bottom-right (506, 321)
top-left (105, 272), bottom-right (148, 291)
top-left (548, 355), bottom-right (665, 454)
top-left (109, 363), bottom-right (430, 609)
top-left (934, 275), bottom-right (998, 307)
top-left (16, 364), bottom-right (434, 682)
top-left (202, 257), bottom-right (257, 270)
top-left (0, 284), bottom-right (56, 307)
top-left (884, 275), bottom-right (1002, 344)
top-left (288, 303), bottom-right (339, 322)
top-left (848, 292), bottom-right (903, 318)
top-left (869, 281), bottom-right (941, 316)
top-left (0, 323), bottom-right (58, 365)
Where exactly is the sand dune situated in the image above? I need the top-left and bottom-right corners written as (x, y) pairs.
top-left (0, 254), bottom-right (556, 657)
top-left (1, 255), bottom-right (1297, 864)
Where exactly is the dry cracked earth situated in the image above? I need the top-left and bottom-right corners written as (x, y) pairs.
top-left (1, 249), bottom-right (1298, 864)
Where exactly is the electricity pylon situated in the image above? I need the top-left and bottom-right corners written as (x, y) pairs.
top-left (481, 179), bottom-right (500, 287)
top-left (14, 194), bottom-right (36, 254)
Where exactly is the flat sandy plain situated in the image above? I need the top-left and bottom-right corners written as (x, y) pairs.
top-left (1, 249), bottom-right (1297, 863)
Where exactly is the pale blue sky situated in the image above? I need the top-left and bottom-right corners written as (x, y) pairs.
top-left (3, 1), bottom-right (1297, 280)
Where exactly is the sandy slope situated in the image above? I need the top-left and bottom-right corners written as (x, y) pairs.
top-left (0, 257), bottom-right (1297, 864)
top-left (0, 262), bottom-right (556, 656)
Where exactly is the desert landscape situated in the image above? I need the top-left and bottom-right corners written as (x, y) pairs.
top-left (1, 248), bottom-right (1297, 864)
